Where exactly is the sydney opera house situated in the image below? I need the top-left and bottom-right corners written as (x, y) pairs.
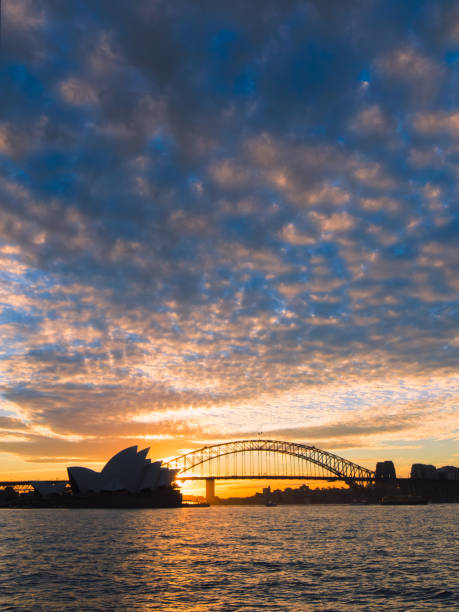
top-left (65, 446), bottom-right (182, 507)
top-left (68, 445), bottom-right (178, 494)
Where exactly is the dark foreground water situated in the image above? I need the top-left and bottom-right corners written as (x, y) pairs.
top-left (0, 505), bottom-right (457, 611)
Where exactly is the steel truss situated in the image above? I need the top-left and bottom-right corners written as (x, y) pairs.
top-left (164, 439), bottom-right (375, 481)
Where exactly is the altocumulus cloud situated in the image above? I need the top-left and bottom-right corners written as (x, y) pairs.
top-left (0, 0), bottom-right (458, 474)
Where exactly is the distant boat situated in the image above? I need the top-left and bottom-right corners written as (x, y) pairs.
top-left (265, 500), bottom-right (277, 506)
top-left (380, 495), bottom-right (429, 505)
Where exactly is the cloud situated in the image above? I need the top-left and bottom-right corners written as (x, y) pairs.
top-left (58, 78), bottom-right (98, 106)
top-left (247, 413), bottom-right (420, 441)
top-left (279, 224), bottom-right (315, 245)
top-left (3, 0), bottom-right (45, 30)
top-left (309, 211), bottom-right (356, 233)
top-left (375, 47), bottom-right (444, 101)
top-left (0, 0), bottom-right (458, 476)
top-left (350, 105), bottom-right (391, 135)
top-left (413, 111), bottom-right (459, 137)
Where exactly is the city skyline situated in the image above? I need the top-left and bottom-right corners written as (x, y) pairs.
top-left (1, 1), bottom-right (458, 489)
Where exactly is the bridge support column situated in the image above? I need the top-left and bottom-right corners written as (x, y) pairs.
top-left (205, 478), bottom-right (216, 503)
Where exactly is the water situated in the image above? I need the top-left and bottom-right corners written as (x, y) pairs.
top-left (0, 505), bottom-right (457, 611)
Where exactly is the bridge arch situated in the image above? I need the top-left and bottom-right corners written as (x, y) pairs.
top-left (164, 439), bottom-right (375, 482)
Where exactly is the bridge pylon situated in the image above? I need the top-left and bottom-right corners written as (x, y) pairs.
top-left (205, 477), bottom-right (216, 503)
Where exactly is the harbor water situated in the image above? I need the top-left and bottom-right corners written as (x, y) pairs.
top-left (0, 504), bottom-right (457, 611)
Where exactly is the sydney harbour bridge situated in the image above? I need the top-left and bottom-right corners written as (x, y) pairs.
top-left (163, 439), bottom-right (376, 500)
top-left (1, 439), bottom-right (379, 501)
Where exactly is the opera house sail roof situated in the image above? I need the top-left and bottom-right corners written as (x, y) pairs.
top-left (67, 446), bottom-right (178, 495)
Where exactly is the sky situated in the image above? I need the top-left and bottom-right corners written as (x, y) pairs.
top-left (1, 0), bottom-right (458, 486)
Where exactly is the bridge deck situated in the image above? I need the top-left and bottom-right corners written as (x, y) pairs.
top-left (177, 475), bottom-right (374, 481)
top-left (1, 475), bottom-right (376, 487)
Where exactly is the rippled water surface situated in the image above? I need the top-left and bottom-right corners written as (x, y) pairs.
top-left (0, 505), bottom-right (457, 611)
